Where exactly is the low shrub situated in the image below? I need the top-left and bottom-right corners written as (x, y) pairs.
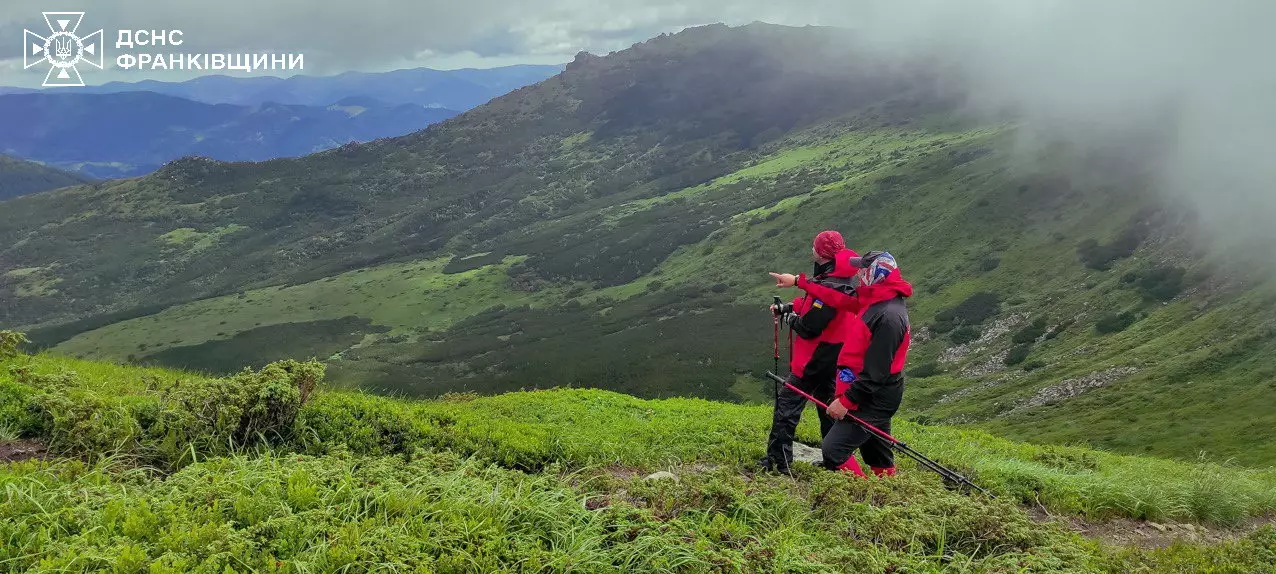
top-left (1005, 343), bottom-right (1033, 366)
top-left (21, 359), bottom-right (324, 468)
top-left (1096, 312), bottom-right (1138, 334)
top-left (950, 325), bottom-right (981, 344)
top-left (0, 330), bottom-right (28, 359)
top-left (1012, 317), bottom-right (1048, 344)
top-left (148, 360), bottom-right (324, 463)
top-left (1044, 320), bottom-right (1072, 340)
top-left (908, 361), bottom-right (940, 378)
top-left (1077, 216), bottom-right (1149, 270)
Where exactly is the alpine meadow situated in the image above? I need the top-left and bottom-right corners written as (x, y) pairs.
top-left (3, 17), bottom-right (1276, 574)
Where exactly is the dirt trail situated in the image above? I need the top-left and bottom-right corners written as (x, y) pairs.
top-left (0, 439), bottom-right (48, 463)
top-left (1030, 507), bottom-right (1275, 549)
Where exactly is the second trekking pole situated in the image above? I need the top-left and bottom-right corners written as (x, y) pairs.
top-left (765, 371), bottom-right (994, 498)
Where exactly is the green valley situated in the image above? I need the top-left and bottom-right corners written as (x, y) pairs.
top-left (4, 22), bottom-right (1276, 470)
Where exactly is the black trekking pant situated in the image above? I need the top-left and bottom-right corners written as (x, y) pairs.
top-left (765, 374), bottom-right (835, 470)
top-left (821, 414), bottom-right (895, 470)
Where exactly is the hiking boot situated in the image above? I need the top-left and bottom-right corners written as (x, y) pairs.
top-left (871, 466), bottom-right (897, 478)
top-left (757, 456), bottom-right (790, 474)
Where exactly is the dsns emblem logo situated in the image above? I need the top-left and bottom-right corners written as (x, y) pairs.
top-left (24, 12), bottom-right (104, 87)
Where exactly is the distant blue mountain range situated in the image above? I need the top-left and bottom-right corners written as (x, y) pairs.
top-left (0, 65), bottom-right (564, 109)
top-left (0, 92), bottom-right (460, 179)
top-left (0, 65), bottom-right (563, 180)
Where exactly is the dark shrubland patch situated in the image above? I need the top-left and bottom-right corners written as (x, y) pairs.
top-left (1005, 343), bottom-right (1033, 366)
top-left (141, 317), bottom-right (385, 374)
top-left (1096, 312), bottom-right (1139, 334)
top-left (1012, 317), bottom-right (1049, 344)
top-left (1121, 266), bottom-right (1188, 302)
top-left (442, 251), bottom-right (506, 274)
top-left (933, 292), bottom-right (1002, 334)
top-left (950, 325), bottom-right (981, 344)
top-left (1077, 210), bottom-right (1158, 271)
top-left (909, 361), bottom-right (940, 378)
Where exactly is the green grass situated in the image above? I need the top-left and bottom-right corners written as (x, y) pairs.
top-left (156, 224), bottom-right (247, 254)
top-left (6, 452), bottom-right (1275, 573)
top-left (4, 349), bottom-right (1276, 572)
top-left (309, 389), bottom-right (1276, 526)
top-left (3, 267), bottom-right (62, 298)
top-left (53, 255), bottom-right (579, 365)
top-left (5, 350), bottom-right (1276, 527)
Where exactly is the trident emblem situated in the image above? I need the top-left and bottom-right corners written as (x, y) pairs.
top-left (23, 12), bottom-right (104, 87)
top-left (54, 36), bottom-right (74, 60)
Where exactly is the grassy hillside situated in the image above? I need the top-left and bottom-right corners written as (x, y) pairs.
top-left (0, 154), bottom-right (89, 200)
top-left (3, 346), bottom-right (1276, 572)
top-left (3, 22), bottom-right (1275, 467)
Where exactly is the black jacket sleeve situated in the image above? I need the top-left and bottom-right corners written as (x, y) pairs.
top-left (789, 302), bottom-right (837, 340)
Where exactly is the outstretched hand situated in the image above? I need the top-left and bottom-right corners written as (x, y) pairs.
top-left (769, 272), bottom-right (796, 288)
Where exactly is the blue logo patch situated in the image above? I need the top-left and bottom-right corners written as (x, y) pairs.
top-left (838, 368), bottom-right (856, 382)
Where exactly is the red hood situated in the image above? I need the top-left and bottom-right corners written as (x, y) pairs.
top-left (856, 269), bottom-right (913, 307)
top-left (825, 249), bottom-right (860, 279)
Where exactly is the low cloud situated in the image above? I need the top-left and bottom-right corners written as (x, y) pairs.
top-left (837, 0), bottom-right (1276, 242)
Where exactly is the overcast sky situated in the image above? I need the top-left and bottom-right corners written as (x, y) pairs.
top-left (0, 0), bottom-right (854, 86)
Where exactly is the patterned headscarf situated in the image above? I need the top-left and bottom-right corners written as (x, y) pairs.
top-left (856, 251), bottom-right (899, 287)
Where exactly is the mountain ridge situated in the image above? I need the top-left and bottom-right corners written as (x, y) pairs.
top-left (0, 154), bottom-right (92, 200)
top-left (0, 64), bottom-right (564, 109)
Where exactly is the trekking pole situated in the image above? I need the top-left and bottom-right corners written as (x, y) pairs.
top-left (765, 372), bottom-right (994, 498)
top-left (771, 296), bottom-right (782, 405)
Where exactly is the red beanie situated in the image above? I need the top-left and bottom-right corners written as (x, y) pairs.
top-left (813, 230), bottom-right (845, 260)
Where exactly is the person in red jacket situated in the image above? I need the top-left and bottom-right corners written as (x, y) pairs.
top-left (760, 231), bottom-right (860, 474)
top-left (770, 251), bottom-right (913, 477)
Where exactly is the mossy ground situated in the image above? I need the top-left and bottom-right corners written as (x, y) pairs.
top-left (3, 349), bottom-right (1276, 572)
